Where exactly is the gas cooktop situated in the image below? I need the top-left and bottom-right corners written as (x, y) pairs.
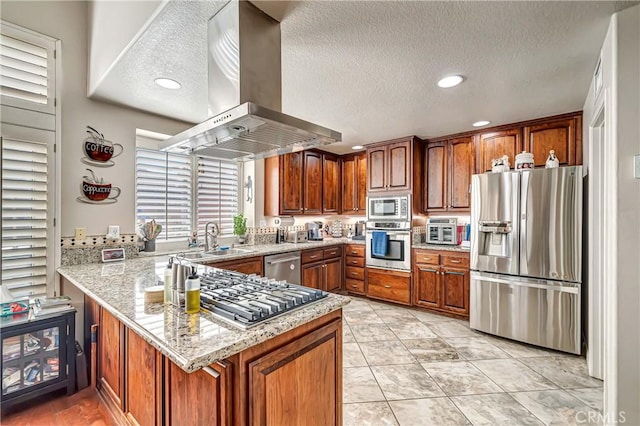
top-left (199, 269), bottom-right (328, 329)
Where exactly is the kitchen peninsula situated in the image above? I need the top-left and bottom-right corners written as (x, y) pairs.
top-left (58, 257), bottom-right (348, 425)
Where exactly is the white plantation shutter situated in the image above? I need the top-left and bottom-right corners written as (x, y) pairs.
top-left (196, 157), bottom-right (239, 238)
top-left (0, 22), bottom-right (56, 114)
top-left (1, 136), bottom-right (53, 298)
top-left (135, 149), bottom-right (192, 241)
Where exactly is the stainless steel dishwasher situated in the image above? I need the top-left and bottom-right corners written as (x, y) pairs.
top-left (264, 251), bottom-right (301, 285)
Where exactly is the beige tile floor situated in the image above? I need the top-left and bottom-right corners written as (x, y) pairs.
top-left (342, 296), bottom-right (603, 426)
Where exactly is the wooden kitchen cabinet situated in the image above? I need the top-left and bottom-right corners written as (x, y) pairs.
top-left (366, 268), bottom-right (411, 305)
top-left (523, 115), bottom-right (582, 167)
top-left (301, 246), bottom-right (343, 292)
top-left (476, 128), bottom-right (522, 173)
top-left (207, 256), bottom-right (263, 276)
top-left (413, 249), bottom-right (470, 318)
top-left (341, 152), bottom-right (366, 214)
top-left (303, 151), bottom-right (323, 214)
top-left (279, 151), bottom-right (304, 215)
top-left (322, 153), bottom-right (340, 214)
top-left (367, 139), bottom-right (411, 193)
top-left (344, 244), bottom-right (366, 295)
top-left (99, 308), bottom-right (125, 411)
top-left (125, 328), bottom-right (162, 426)
top-left (424, 136), bottom-right (473, 213)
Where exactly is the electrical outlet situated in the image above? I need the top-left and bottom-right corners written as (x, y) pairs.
top-left (75, 227), bottom-right (86, 240)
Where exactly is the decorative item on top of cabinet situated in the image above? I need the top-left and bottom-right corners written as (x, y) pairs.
top-left (523, 114), bottom-right (582, 167)
top-left (341, 152), bottom-right (367, 214)
top-left (476, 128), bottom-right (522, 174)
top-left (413, 248), bottom-right (470, 318)
top-left (424, 136), bottom-right (473, 213)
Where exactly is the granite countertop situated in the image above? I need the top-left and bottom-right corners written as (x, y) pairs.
top-left (140, 237), bottom-right (366, 264)
top-left (58, 257), bottom-right (349, 373)
top-left (412, 243), bottom-right (471, 252)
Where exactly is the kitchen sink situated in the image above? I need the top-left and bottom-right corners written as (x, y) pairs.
top-left (177, 248), bottom-right (255, 260)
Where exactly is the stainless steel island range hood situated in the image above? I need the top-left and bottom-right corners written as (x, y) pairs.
top-left (159, 0), bottom-right (341, 161)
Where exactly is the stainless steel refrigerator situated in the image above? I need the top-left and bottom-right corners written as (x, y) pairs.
top-left (470, 166), bottom-right (583, 354)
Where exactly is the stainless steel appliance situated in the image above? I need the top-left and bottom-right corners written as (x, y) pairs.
top-left (426, 218), bottom-right (458, 245)
top-left (367, 195), bottom-right (410, 221)
top-left (306, 221), bottom-right (323, 241)
top-left (285, 230), bottom-right (308, 244)
top-left (200, 268), bottom-right (325, 329)
top-left (365, 221), bottom-right (412, 271)
top-left (264, 252), bottom-right (302, 285)
top-left (470, 166), bottom-right (583, 354)
top-left (159, 1), bottom-right (340, 161)
top-left (353, 221), bottom-right (366, 241)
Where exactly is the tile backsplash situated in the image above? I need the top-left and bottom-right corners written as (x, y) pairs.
top-left (60, 233), bottom-right (139, 266)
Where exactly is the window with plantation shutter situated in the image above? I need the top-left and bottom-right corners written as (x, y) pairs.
top-left (196, 157), bottom-right (239, 238)
top-left (135, 149), bottom-right (192, 241)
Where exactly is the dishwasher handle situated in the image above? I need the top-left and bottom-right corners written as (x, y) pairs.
top-left (266, 256), bottom-right (301, 265)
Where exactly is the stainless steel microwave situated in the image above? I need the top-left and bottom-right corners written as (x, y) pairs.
top-left (367, 195), bottom-right (410, 221)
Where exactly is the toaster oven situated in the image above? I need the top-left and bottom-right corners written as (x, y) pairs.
top-left (426, 218), bottom-right (458, 245)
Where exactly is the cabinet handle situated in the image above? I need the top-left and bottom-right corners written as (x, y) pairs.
top-left (351, 252), bottom-right (358, 255)
top-left (202, 366), bottom-right (221, 379)
top-left (351, 284), bottom-right (358, 288)
top-left (450, 259), bottom-right (462, 264)
top-left (384, 285), bottom-right (392, 288)
top-left (351, 272), bottom-right (358, 275)
top-left (446, 271), bottom-right (466, 276)
top-left (310, 255), bottom-right (318, 259)
top-left (419, 267), bottom-right (437, 273)
top-left (351, 260), bottom-right (358, 264)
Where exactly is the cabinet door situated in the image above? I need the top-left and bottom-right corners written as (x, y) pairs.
top-left (449, 137), bottom-right (473, 211)
top-left (324, 257), bottom-right (343, 293)
top-left (248, 320), bottom-right (341, 426)
top-left (387, 141), bottom-right (411, 191)
top-left (356, 153), bottom-right (367, 213)
top-left (367, 146), bottom-right (387, 192)
top-left (211, 256), bottom-right (263, 276)
top-left (303, 151), bottom-right (323, 214)
top-left (301, 262), bottom-right (323, 290)
top-left (425, 142), bottom-right (447, 212)
top-left (99, 309), bottom-right (124, 410)
top-left (341, 155), bottom-right (356, 213)
top-left (441, 267), bottom-right (469, 315)
top-left (413, 264), bottom-right (440, 309)
top-left (524, 117), bottom-right (578, 167)
top-left (280, 152), bottom-right (304, 215)
top-left (125, 329), bottom-right (161, 426)
top-left (477, 129), bottom-right (522, 173)
top-left (322, 154), bottom-right (340, 214)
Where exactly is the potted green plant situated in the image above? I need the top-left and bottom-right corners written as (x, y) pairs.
top-left (233, 214), bottom-right (247, 244)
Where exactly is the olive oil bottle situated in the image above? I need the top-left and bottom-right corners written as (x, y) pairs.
top-left (185, 266), bottom-right (201, 314)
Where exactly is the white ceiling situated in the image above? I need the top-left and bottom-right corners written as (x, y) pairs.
top-left (90, 0), bottom-right (636, 154)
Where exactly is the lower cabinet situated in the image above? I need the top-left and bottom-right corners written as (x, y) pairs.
top-left (125, 329), bottom-right (162, 425)
top-left (301, 247), bottom-right (343, 292)
top-left (344, 244), bottom-right (366, 295)
top-left (207, 256), bottom-right (263, 276)
top-left (99, 308), bottom-right (125, 410)
top-left (413, 249), bottom-right (470, 317)
top-left (366, 268), bottom-right (411, 305)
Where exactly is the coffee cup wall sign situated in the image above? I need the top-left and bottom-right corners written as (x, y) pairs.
top-left (81, 125), bottom-right (123, 167)
top-left (77, 168), bottom-right (121, 204)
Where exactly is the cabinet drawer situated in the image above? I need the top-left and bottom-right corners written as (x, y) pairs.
top-left (345, 266), bottom-right (365, 280)
top-left (345, 279), bottom-right (365, 294)
top-left (345, 245), bottom-right (365, 258)
top-left (323, 246), bottom-right (342, 259)
top-left (441, 255), bottom-right (469, 268)
top-left (345, 256), bottom-right (365, 267)
top-left (414, 250), bottom-right (439, 265)
top-left (302, 249), bottom-right (324, 264)
top-left (366, 269), bottom-right (411, 305)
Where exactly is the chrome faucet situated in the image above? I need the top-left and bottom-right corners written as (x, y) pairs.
top-left (204, 222), bottom-right (220, 252)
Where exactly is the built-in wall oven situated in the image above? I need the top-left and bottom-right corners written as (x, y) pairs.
top-left (367, 195), bottom-right (410, 221)
top-left (365, 221), bottom-right (412, 271)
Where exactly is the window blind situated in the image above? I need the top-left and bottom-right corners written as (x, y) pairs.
top-left (196, 157), bottom-right (239, 238)
top-left (135, 149), bottom-right (192, 241)
top-left (1, 137), bottom-right (50, 299)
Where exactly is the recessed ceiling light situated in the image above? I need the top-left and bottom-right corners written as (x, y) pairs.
top-left (154, 78), bottom-right (181, 90)
top-left (437, 75), bottom-right (464, 88)
top-left (473, 120), bottom-right (491, 127)
top-left (352, 145), bottom-right (364, 150)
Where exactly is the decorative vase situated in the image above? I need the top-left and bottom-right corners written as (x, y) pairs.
top-left (145, 239), bottom-right (156, 252)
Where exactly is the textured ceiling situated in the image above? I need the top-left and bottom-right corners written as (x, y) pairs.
top-left (90, 0), bottom-right (636, 154)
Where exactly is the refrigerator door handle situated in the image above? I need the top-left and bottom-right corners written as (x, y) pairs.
top-left (471, 272), bottom-right (579, 294)
top-left (520, 170), bottom-right (530, 269)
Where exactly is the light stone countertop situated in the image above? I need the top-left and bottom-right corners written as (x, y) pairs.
top-left (412, 243), bottom-right (471, 252)
top-left (58, 257), bottom-right (350, 373)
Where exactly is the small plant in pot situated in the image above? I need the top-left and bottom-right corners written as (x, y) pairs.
top-left (233, 214), bottom-right (247, 244)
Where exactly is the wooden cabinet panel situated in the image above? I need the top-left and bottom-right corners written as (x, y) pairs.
top-left (323, 246), bottom-right (342, 259)
top-left (322, 154), bottom-right (339, 214)
top-left (524, 117), bottom-right (579, 167)
top-left (387, 141), bottom-right (411, 191)
top-left (367, 147), bottom-right (387, 192)
top-left (413, 264), bottom-right (440, 309)
top-left (366, 269), bottom-right (411, 305)
top-left (248, 321), bottom-right (340, 426)
top-left (345, 279), bottom-right (365, 294)
top-left (449, 137), bottom-right (473, 211)
top-left (345, 244), bottom-right (365, 257)
top-left (441, 255), bottom-right (470, 268)
top-left (345, 256), bottom-right (364, 268)
top-left (357, 153), bottom-right (367, 212)
top-left (301, 249), bottom-right (324, 264)
top-left (441, 267), bottom-right (469, 315)
top-left (303, 151), bottom-right (323, 214)
top-left (208, 256), bottom-right (263, 276)
top-left (125, 328), bottom-right (161, 426)
top-left (477, 129), bottom-right (522, 173)
top-left (99, 309), bottom-right (124, 410)
top-left (280, 152), bottom-right (304, 214)
top-left (345, 266), bottom-right (364, 281)
top-left (426, 143), bottom-right (447, 211)
top-left (341, 155), bottom-right (356, 213)
top-left (325, 258), bottom-right (343, 293)
top-left (302, 262), bottom-right (323, 290)
top-left (414, 251), bottom-right (439, 266)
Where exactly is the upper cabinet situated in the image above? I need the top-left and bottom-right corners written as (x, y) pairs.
top-left (341, 152), bottom-right (366, 214)
top-left (475, 128), bottom-right (522, 173)
top-left (424, 137), bottom-right (473, 213)
top-left (264, 150), bottom-right (342, 216)
top-left (523, 115), bottom-right (582, 167)
top-left (367, 139), bottom-right (413, 193)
